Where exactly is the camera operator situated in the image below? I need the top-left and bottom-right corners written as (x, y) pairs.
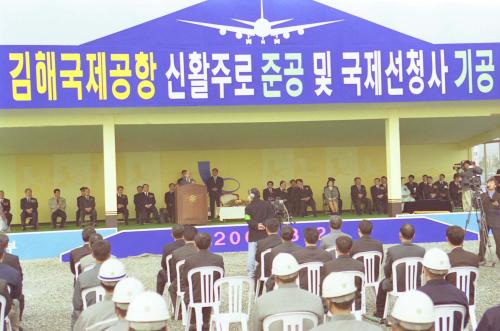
top-left (454, 160), bottom-right (483, 211)
top-left (479, 178), bottom-right (500, 262)
top-left (245, 188), bottom-right (275, 278)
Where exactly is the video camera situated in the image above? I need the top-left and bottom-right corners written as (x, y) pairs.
top-left (453, 160), bottom-right (483, 192)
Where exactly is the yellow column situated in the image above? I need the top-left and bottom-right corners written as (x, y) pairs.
top-left (385, 115), bottom-right (402, 216)
top-left (103, 119), bottom-right (117, 227)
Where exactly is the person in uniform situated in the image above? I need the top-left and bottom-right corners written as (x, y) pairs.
top-left (418, 248), bottom-right (470, 328)
top-left (324, 178), bottom-right (340, 214)
top-left (69, 226), bottom-right (96, 275)
top-left (311, 273), bottom-right (382, 331)
top-left (250, 253), bottom-right (324, 331)
top-left (287, 179), bottom-right (300, 217)
top-left (297, 179), bottom-right (317, 217)
top-left (374, 224), bottom-right (425, 318)
top-left (449, 174), bottom-right (463, 209)
top-left (116, 186), bottom-right (129, 225)
top-left (101, 277), bottom-right (145, 331)
top-left (292, 227), bottom-right (332, 291)
top-left (275, 180), bottom-right (288, 202)
top-left (244, 188), bottom-right (275, 279)
top-left (163, 183), bottom-right (176, 223)
top-left (405, 175), bottom-right (418, 200)
top-left (351, 220), bottom-right (384, 280)
top-left (319, 215), bottom-right (351, 251)
top-left (76, 187), bottom-right (86, 226)
top-left (168, 225), bottom-right (198, 315)
top-left (422, 176), bottom-right (438, 199)
top-left (417, 174), bottom-right (428, 200)
top-left (138, 184), bottom-right (160, 224)
top-left (126, 291), bottom-right (170, 331)
top-left (207, 168), bottom-right (224, 220)
top-left (181, 233), bottom-right (225, 331)
top-left (371, 178), bottom-right (386, 214)
top-left (48, 188), bottom-right (67, 228)
top-left (156, 224), bottom-right (185, 295)
top-left (0, 246), bottom-right (22, 329)
top-left (254, 218), bottom-right (282, 286)
top-left (0, 191), bottom-right (12, 226)
top-left (263, 181), bottom-right (276, 202)
top-left (434, 174), bottom-right (449, 200)
top-left (479, 177), bottom-right (500, 262)
top-left (390, 291), bottom-right (435, 331)
top-left (20, 188), bottom-right (38, 231)
top-left (133, 185), bottom-right (143, 223)
top-left (71, 239), bottom-right (111, 328)
top-left (0, 234), bottom-right (24, 320)
top-left (78, 187), bottom-right (97, 226)
top-left (73, 258), bottom-right (127, 331)
top-left (177, 169), bottom-right (193, 186)
top-left (350, 177), bottom-right (371, 215)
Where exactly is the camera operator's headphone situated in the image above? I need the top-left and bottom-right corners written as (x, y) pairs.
top-left (249, 188), bottom-right (260, 200)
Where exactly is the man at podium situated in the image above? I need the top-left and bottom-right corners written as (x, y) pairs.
top-left (177, 170), bottom-right (194, 186)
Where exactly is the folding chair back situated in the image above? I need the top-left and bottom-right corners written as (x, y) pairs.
top-left (297, 262), bottom-right (323, 296)
top-left (263, 312), bottom-right (318, 331)
top-left (81, 286), bottom-right (105, 310)
top-left (434, 304), bottom-right (466, 331)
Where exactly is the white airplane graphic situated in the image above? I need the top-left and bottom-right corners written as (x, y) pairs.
top-left (178, 0), bottom-right (343, 45)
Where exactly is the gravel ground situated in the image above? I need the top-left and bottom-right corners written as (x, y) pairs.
top-left (20, 240), bottom-right (500, 331)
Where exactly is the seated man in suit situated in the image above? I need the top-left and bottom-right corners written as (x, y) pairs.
top-left (371, 178), bottom-right (386, 214)
top-left (275, 180), bottom-right (288, 206)
top-left (69, 226), bottom-right (96, 275)
top-left (76, 187), bottom-right (87, 226)
top-left (263, 181), bottom-right (276, 202)
top-left (405, 175), bottom-right (419, 201)
top-left (78, 187), bottom-right (97, 226)
top-left (48, 188), bottom-right (67, 228)
top-left (434, 174), bottom-right (449, 200)
top-left (250, 253), bottom-right (324, 331)
top-left (0, 190), bottom-right (12, 226)
top-left (116, 185), bottom-right (129, 225)
top-left (351, 177), bottom-right (372, 215)
top-left (254, 218), bottom-right (282, 286)
top-left (292, 228), bottom-right (332, 291)
top-left (139, 184), bottom-right (160, 224)
top-left (181, 233), bottom-right (224, 331)
top-left (287, 179), bottom-right (300, 217)
top-left (164, 183), bottom-right (176, 223)
top-left (133, 185), bottom-right (143, 223)
top-left (374, 223), bottom-right (425, 318)
top-left (297, 179), bottom-right (317, 217)
top-left (419, 248), bottom-right (469, 329)
top-left (156, 224), bottom-right (185, 295)
top-left (417, 174), bottom-right (428, 200)
top-left (78, 233), bottom-right (104, 271)
top-left (20, 188), bottom-right (38, 231)
top-left (423, 176), bottom-right (438, 200)
top-left (320, 215), bottom-right (351, 251)
top-left (351, 219), bottom-right (384, 258)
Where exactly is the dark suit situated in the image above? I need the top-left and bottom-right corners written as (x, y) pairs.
top-left (181, 250), bottom-right (224, 331)
top-left (287, 187), bottom-right (301, 217)
top-left (449, 181), bottom-right (463, 209)
top-left (292, 247), bottom-right (332, 291)
top-left (75, 195), bottom-right (84, 225)
top-left (477, 305), bottom-right (500, 331)
top-left (351, 235), bottom-right (384, 281)
top-left (177, 177), bottom-right (194, 186)
top-left (133, 192), bottom-right (142, 222)
top-left (479, 191), bottom-right (500, 261)
top-left (263, 188), bottom-right (276, 202)
top-left (265, 242), bottom-right (300, 291)
top-left (375, 242), bottom-right (425, 314)
top-left (447, 247), bottom-right (479, 305)
top-left (0, 198), bottom-right (12, 226)
top-left (419, 279), bottom-right (469, 330)
top-left (116, 194), bottom-right (129, 224)
top-left (78, 196), bottom-right (97, 225)
top-left (417, 181), bottom-right (427, 200)
top-left (168, 243), bottom-right (198, 311)
top-left (156, 239), bottom-right (185, 295)
top-left (434, 180), bottom-right (450, 200)
top-left (370, 185), bottom-right (387, 214)
top-left (69, 244), bottom-right (92, 275)
top-left (245, 200), bottom-right (275, 242)
top-left (0, 279), bottom-right (12, 319)
top-left (2, 252), bottom-right (24, 319)
top-left (351, 185), bottom-right (371, 215)
top-left (164, 191), bottom-right (176, 223)
top-left (423, 183), bottom-right (438, 200)
top-left (0, 264), bottom-right (22, 300)
top-left (254, 234), bottom-right (282, 280)
top-left (207, 176), bottom-right (224, 219)
top-left (405, 182), bottom-right (418, 200)
top-left (20, 197), bottom-right (38, 229)
top-left (299, 186), bottom-right (317, 217)
top-left (138, 192), bottom-right (160, 224)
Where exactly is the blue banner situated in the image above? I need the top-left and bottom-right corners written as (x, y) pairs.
top-left (1, 0), bottom-right (498, 109)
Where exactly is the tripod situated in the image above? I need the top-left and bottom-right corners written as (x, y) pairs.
top-left (464, 189), bottom-right (496, 267)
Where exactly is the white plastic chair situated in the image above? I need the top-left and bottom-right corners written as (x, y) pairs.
top-left (212, 276), bottom-right (253, 331)
top-left (447, 266), bottom-right (479, 330)
top-left (74, 262), bottom-right (82, 279)
top-left (263, 312), bottom-right (318, 331)
top-left (0, 295), bottom-right (12, 331)
top-left (325, 246), bottom-right (337, 258)
top-left (297, 262), bottom-right (323, 296)
top-left (382, 257), bottom-right (424, 319)
top-left (352, 251), bottom-right (383, 295)
top-left (162, 254), bottom-right (174, 312)
top-left (434, 304), bottom-right (467, 331)
top-left (185, 266), bottom-right (224, 331)
top-left (81, 286), bottom-right (105, 310)
top-left (174, 260), bottom-right (188, 325)
top-left (255, 249), bottom-right (272, 299)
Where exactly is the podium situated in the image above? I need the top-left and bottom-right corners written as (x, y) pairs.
top-left (175, 184), bottom-right (208, 225)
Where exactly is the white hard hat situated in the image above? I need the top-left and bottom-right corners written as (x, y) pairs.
top-left (272, 253), bottom-right (300, 277)
top-left (322, 272), bottom-right (356, 302)
top-left (423, 248), bottom-right (451, 274)
top-left (126, 291), bottom-right (170, 330)
top-left (112, 277), bottom-right (144, 306)
top-left (391, 291), bottom-right (435, 330)
top-left (98, 258), bottom-right (127, 283)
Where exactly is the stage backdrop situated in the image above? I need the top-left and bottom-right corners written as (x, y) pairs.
top-left (0, 143), bottom-right (467, 223)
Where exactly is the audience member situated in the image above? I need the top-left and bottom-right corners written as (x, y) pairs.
top-left (69, 226), bottom-right (96, 275)
top-left (435, 174), bottom-right (449, 200)
top-left (116, 186), bottom-right (129, 225)
top-left (423, 176), bottom-right (438, 200)
top-left (156, 224), bottom-right (185, 295)
top-left (417, 175), bottom-right (428, 200)
top-left (0, 246), bottom-right (22, 329)
top-left (287, 179), bottom-right (300, 217)
top-left (320, 215), bottom-right (351, 251)
top-left (390, 291), bottom-right (435, 331)
top-left (374, 224), bottom-right (425, 318)
top-left (20, 188), bottom-right (38, 230)
top-left (351, 219), bottom-right (383, 280)
top-left (324, 178), bottom-right (340, 214)
top-left (477, 305), bottom-right (500, 331)
top-left (250, 253), bottom-right (324, 331)
top-left (405, 175), bottom-right (418, 200)
top-left (138, 184), bottom-right (160, 224)
top-left (0, 234), bottom-right (24, 320)
top-left (254, 218), bottom-right (281, 283)
top-left (126, 291), bottom-right (170, 331)
top-left (79, 233), bottom-right (104, 271)
top-left (78, 187), bottom-right (97, 226)
top-left (48, 188), bottom-right (67, 228)
top-left (105, 277), bottom-right (145, 331)
top-left (371, 178), bottom-right (386, 214)
top-left (351, 177), bottom-right (371, 215)
top-left (297, 179), bottom-right (317, 217)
